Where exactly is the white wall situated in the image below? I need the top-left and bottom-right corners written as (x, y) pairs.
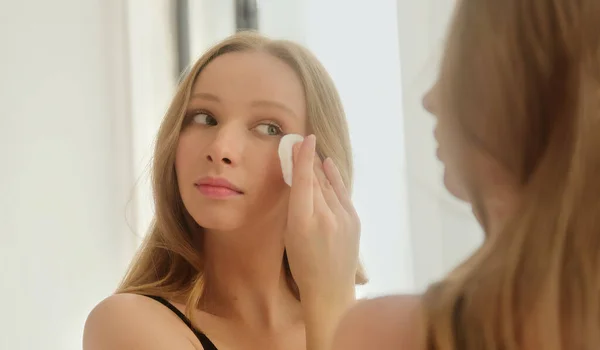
top-left (0, 1), bottom-right (137, 349)
top-left (257, 0), bottom-right (483, 295)
top-left (126, 0), bottom-right (178, 241)
top-left (395, 0), bottom-right (483, 291)
top-left (305, 0), bottom-right (415, 297)
top-left (188, 0), bottom-right (236, 61)
top-left (188, 0), bottom-right (415, 296)
top-left (251, 0), bottom-right (412, 297)
top-left (0, 1), bottom-right (484, 348)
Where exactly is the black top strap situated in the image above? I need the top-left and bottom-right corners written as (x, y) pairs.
top-left (144, 295), bottom-right (218, 350)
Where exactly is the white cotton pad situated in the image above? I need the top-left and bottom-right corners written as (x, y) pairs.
top-left (278, 134), bottom-right (305, 187)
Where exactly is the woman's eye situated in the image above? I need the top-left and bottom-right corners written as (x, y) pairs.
top-left (255, 123), bottom-right (283, 136)
top-left (192, 112), bottom-right (217, 126)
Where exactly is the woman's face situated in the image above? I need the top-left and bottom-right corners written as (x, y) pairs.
top-left (422, 83), bottom-right (470, 201)
top-left (175, 51), bottom-right (307, 232)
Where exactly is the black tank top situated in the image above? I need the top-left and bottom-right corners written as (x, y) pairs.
top-left (145, 295), bottom-right (218, 350)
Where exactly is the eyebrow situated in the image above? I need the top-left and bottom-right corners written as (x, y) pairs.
top-left (190, 92), bottom-right (220, 102)
top-left (190, 92), bottom-right (298, 118)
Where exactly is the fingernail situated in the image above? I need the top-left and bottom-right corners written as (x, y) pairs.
top-left (326, 157), bottom-right (341, 174)
top-left (324, 157), bottom-right (335, 170)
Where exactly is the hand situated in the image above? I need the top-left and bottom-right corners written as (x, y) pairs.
top-left (283, 133), bottom-right (361, 309)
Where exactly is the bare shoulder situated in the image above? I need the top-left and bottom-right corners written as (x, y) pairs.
top-left (332, 294), bottom-right (424, 350)
top-left (83, 293), bottom-right (201, 350)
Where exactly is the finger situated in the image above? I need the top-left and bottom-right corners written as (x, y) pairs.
top-left (292, 142), bottom-right (302, 164)
top-left (322, 157), bottom-right (357, 216)
top-left (313, 152), bottom-right (342, 212)
top-left (311, 155), bottom-right (331, 214)
top-left (289, 134), bottom-right (317, 217)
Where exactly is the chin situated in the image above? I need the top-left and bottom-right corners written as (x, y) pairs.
top-left (443, 170), bottom-right (469, 202)
top-left (189, 210), bottom-right (243, 232)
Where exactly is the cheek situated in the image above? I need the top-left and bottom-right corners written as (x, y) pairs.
top-left (174, 139), bottom-right (189, 174)
top-left (174, 131), bottom-right (203, 180)
top-left (174, 141), bottom-right (186, 173)
top-left (251, 149), bottom-right (286, 186)
top-left (243, 146), bottom-right (288, 202)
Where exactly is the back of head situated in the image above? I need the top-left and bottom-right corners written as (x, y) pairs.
top-left (424, 0), bottom-right (600, 349)
top-left (117, 31), bottom-right (366, 317)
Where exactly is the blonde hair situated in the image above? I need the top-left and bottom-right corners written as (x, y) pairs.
top-left (117, 31), bottom-right (367, 324)
top-left (423, 0), bottom-right (600, 349)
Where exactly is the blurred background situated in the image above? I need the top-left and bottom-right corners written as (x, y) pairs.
top-left (0, 0), bottom-right (482, 349)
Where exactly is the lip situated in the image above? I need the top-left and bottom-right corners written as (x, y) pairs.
top-left (194, 176), bottom-right (243, 199)
top-left (433, 127), bottom-right (440, 143)
top-left (433, 127), bottom-right (442, 160)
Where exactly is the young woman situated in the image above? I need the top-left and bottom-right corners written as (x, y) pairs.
top-left (334, 0), bottom-right (600, 349)
top-left (83, 31), bottom-right (366, 350)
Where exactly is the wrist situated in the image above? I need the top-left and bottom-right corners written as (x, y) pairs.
top-left (301, 281), bottom-right (356, 299)
top-left (301, 287), bottom-right (356, 318)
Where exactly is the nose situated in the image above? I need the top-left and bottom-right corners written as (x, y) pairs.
top-left (205, 126), bottom-right (243, 167)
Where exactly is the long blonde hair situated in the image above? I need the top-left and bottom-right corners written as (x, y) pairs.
top-left (424, 0), bottom-right (600, 349)
top-left (117, 32), bottom-right (367, 323)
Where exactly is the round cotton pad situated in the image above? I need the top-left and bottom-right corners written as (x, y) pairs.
top-left (278, 134), bottom-right (305, 187)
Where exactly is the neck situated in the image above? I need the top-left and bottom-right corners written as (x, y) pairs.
top-left (198, 224), bottom-right (302, 330)
top-left (475, 184), bottom-right (519, 238)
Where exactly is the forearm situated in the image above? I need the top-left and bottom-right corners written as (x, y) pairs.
top-left (302, 289), bottom-right (357, 350)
